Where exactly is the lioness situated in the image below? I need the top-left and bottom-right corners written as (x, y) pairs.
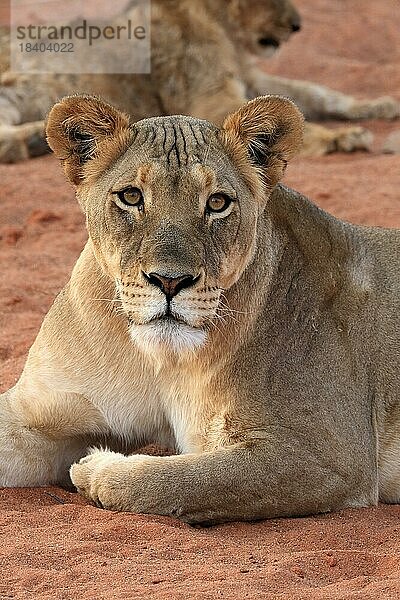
top-left (0, 0), bottom-right (396, 162)
top-left (0, 93), bottom-right (399, 525)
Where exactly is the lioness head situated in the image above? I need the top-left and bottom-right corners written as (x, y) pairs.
top-left (226, 0), bottom-right (301, 58)
top-left (46, 94), bottom-right (303, 355)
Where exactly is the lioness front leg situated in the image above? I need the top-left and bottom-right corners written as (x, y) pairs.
top-left (0, 385), bottom-right (105, 487)
top-left (247, 71), bottom-right (400, 121)
top-left (0, 84), bottom-right (50, 162)
top-left (243, 71), bottom-right (375, 155)
top-left (0, 121), bottom-right (48, 163)
top-left (71, 438), bottom-right (375, 525)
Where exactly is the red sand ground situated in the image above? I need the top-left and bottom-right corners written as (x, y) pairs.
top-left (1, 0), bottom-right (400, 598)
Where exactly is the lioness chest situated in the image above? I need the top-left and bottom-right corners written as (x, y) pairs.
top-left (84, 361), bottom-right (217, 455)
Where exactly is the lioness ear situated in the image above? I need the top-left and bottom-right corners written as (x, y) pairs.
top-left (46, 94), bottom-right (132, 185)
top-left (220, 95), bottom-right (304, 189)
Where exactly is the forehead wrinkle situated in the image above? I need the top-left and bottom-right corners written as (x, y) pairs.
top-left (108, 117), bottom-right (237, 194)
top-left (132, 118), bottom-right (217, 166)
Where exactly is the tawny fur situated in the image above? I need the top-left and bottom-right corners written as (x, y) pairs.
top-left (0, 94), bottom-right (399, 525)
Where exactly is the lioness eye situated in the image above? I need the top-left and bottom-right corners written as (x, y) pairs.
top-left (206, 193), bottom-right (232, 214)
top-left (115, 187), bottom-right (144, 208)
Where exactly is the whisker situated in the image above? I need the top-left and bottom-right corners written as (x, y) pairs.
top-left (203, 316), bottom-right (230, 345)
top-left (219, 304), bottom-right (249, 316)
top-left (217, 309), bottom-right (240, 326)
top-left (219, 295), bottom-right (255, 316)
top-left (89, 297), bottom-right (123, 304)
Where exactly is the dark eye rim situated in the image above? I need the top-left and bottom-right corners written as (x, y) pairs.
top-left (113, 186), bottom-right (144, 208)
top-left (206, 193), bottom-right (234, 214)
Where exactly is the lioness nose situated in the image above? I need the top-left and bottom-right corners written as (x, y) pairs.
top-left (143, 271), bottom-right (199, 299)
top-left (291, 21), bottom-right (301, 32)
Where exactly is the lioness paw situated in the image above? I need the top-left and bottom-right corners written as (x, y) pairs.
top-left (0, 122), bottom-right (48, 163)
top-left (70, 449), bottom-right (130, 510)
top-left (352, 96), bottom-right (400, 120)
top-left (333, 126), bottom-right (374, 153)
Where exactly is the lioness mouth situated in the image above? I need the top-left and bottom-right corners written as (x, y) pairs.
top-left (258, 37), bottom-right (280, 48)
top-left (154, 314), bottom-right (188, 326)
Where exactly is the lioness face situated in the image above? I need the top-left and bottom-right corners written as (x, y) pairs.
top-left (46, 95), bottom-right (304, 355)
top-left (229, 0), bottom-right (301, 58)
top-left (82, 117), bottom-right (262, 354)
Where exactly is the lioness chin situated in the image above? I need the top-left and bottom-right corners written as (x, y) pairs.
top-left (0, 93), bottom-right (399, 525)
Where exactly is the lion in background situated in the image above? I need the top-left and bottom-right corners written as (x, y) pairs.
top-left (0, 0), bottom-right (398, 162)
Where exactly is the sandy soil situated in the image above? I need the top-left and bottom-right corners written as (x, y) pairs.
top-left (1, 0), bottom-right (400, 598)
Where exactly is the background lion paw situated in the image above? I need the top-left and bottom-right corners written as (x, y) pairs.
top-left (332, 126), bottom-right (374, 153)
top-left (70, 449), bottom-right (129, 509)
top-left (350, 97), bottom-right (400, 120)
top-left (301, 122), bottom-right (373, 156)
top-left (0, 122), bottom-right (48, 163)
